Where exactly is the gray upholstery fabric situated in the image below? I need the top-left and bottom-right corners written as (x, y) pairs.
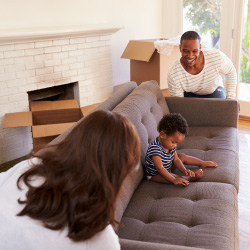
top-left (113, 80), bottom-right (169, 229)
top-left (114, 80), bottom-right (239, 250)
top-left (118, 181), bottom-right (238, 250)
top-left (46, 79), bottom-right (239, 250)
top-left (113, 80), bottom-right (170, 164)
top-left (114, 163), bottom-right (144, 228)
top-left (49, 81), bottom-right (137, 146)
top-left (176, 126), bottom-right (239, 191)
top-left (120, 239), bottom-right (208, 250)
top-left (165, 97), bottom-right (239, 191)
top-left (165, 97), bottom-right (239, 128)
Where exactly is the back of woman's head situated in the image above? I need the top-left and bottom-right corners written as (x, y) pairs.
top-left (17, 110), bottom-right (140, 241)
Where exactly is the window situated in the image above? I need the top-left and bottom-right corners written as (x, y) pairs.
top-left (239, 0), bottom-right (250, 101)
top-left (183, 0), bottom-right (222, 49)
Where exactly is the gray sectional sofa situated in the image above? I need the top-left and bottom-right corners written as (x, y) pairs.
top-left (51, 80), bottom-right (239, 250)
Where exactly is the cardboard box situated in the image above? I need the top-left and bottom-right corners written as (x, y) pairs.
top-left (3, 100), bottom-right (85, 151)
top-left (121, 39), bottom-right (180, 89)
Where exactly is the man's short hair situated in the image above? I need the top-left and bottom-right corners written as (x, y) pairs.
top-left (180, 31), bottom-right (201, 44)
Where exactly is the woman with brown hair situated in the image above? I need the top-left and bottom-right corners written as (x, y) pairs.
top-left (0, 110), bottom-right (140, 250)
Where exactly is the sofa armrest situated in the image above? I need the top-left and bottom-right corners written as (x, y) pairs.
top-left (119, 239), bottom-right (207, 250)
top-left (165, 97), bottom-right (239, 128)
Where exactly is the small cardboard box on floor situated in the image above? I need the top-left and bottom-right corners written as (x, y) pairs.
top-left (121, 39), bottom-right (180, 89)
top-left (3, 100), bottom-right (87, 152)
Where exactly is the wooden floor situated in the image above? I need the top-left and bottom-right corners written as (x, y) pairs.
top-left (238, 120), bottom-right (250, 249)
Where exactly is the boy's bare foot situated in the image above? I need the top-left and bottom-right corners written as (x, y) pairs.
top-left (189, 169), bottom-right (203, 182)
top-left (200, 161), bottom-right (218, 168)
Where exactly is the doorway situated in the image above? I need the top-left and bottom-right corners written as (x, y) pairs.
top-left (238, 0), bottom-right (250, 117)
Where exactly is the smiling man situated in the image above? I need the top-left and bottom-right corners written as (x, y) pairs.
top-left (167, 31), bottom-right (237, 99)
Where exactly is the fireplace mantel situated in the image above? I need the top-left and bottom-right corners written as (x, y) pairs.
top-left (0, 24), bottom-right (122, 44)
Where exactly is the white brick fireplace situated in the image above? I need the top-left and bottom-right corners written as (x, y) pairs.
top-left (0, 25), bottom-right (121, 164)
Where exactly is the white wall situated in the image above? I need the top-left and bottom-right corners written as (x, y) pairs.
top-left (162, 0), bottom-right (183, 39)
top-left (0, 0), bottom-right (163, 86)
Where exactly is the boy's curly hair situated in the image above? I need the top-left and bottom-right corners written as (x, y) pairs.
top-left (158, 113), bottom-right (188, 136)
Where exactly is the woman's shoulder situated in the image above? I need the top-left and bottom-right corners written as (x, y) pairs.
top-left (0, 159), bottom-right (35, 188)
top-left (87, 225), bottom-right (120, 250)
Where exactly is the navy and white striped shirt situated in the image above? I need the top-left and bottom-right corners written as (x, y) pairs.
top-left (145, 137), bottom-right (176, 177)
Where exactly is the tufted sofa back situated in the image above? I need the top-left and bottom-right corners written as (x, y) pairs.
top-left (113, 80), bottom-right (169, 224)
top-left (113, 80), bottom-right (170, 164)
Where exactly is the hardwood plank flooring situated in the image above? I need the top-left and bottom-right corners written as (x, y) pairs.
top-left (238, 120), bottom-right (250, 250)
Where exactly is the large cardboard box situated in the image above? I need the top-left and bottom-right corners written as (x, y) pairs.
top-left (121, 39), bottom-right (180, 89)
top-left (3, 100), bottom-right (86, 151)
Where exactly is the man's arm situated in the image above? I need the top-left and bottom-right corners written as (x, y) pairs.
top-left (167, 71), bottom-right (184, 97)
top-left (219, 51), bottom-right (237, 99)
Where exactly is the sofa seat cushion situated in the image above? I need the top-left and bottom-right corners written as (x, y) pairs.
top-left (120, 238), bottom-right (209, 250)
top-left (118, 181), bottom-right (238, 250)
top-left (176, 126), bottom-right (239, 191)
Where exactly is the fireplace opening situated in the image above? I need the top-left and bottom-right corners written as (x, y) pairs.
top-left (27, 82), bottom-right (79, 104)
top-left (26, 82), bottom-right (81, 151)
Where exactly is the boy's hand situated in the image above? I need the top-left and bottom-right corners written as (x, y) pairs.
top-left (173, 178), bottom-right (189, 187)
top-left (184, 169), bottom-right (195, 177)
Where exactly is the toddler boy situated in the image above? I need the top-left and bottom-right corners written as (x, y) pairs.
top-left (145, 113), bottom-right (217, 186)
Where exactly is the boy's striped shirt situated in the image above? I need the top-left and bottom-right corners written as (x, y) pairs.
top-left (145, 137), bottom-right (176, 177)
